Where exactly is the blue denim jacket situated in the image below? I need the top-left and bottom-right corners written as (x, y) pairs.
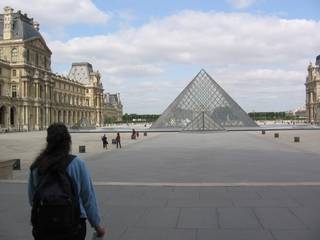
top-left (28, 156), bottom-right (101, 227)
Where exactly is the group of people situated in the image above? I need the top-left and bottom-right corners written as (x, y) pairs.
top-left (101, 132), bottom-right (121, 149)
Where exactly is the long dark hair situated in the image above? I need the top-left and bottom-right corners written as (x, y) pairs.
top-left (30, 123), bottom-right (71, 174)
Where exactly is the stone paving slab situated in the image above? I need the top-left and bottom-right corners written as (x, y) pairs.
top-left (2, 183), bottom-right (320, 240)
top-left (197, 229), bottom-right (274, 240)
top-left (217, 208), bottom-right (262, 230)
top-left (177, 208), bottom-right (217, 229)
top-left (254, 208), bottom-right (307, 230)
top-left (271, 230), bottom-right (320, 240)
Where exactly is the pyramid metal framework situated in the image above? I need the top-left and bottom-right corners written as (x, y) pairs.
top-left (151, 69), bottom-right (257, 131)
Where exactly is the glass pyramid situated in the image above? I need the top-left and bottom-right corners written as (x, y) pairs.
top-left (151, 69), bottom-right (257, 130)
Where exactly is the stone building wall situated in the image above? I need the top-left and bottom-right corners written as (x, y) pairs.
top-left (305, 55), bottom-right (320, 123)
top-left (0, 6), bottom-right (122, 131)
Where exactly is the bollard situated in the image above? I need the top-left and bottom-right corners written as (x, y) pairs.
top-left (261, 130), bottom-right (266, 135)
top-left (79, 145), bottom-right (86, 153)
top-left (274, 133), bottom-right (279, 138)
top-left (294, 137), bottom-right (300, 143)
top-left (12, 159), bottom-right (21, 170)
top-left (144, 132), bottom-right (147, 136)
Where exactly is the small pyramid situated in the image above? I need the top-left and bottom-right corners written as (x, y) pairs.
top-left (151, 69), bottom-right (257, 130)
top-left (183, 111), bottom-right (225, 131)
top-left (71, 117), bottom-right (96, 129)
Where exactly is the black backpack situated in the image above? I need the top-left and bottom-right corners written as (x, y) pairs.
top-left (31, 155), bottom-right (81, 239)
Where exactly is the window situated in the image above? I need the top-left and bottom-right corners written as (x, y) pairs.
top-left (44, 57), bottom-right (47, 68)
top-left (26, 49), bottom-right (30, 63)
top-left (0, 84), bottom-right (2, 96)
top-left (39, 85), bottom-right (43, 98)
top-left (0, 67), bottom-right (2, 75)
top-left (35, 53), bottom-right (39, 66)
top-left (0, 48), bottom-right (3, 60)
top-left (12, 69), bottom-right (16, 76)
top-left (12, 85), bottom-right (17, 98)
top-left (11, 48), bottom-right (18, 62)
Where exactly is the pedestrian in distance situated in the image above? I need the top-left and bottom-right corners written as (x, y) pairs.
top-left (131, 128), bottom-right (136, 140)
top-left (28, 123), bottom-right (106, 240)
top-left (116, 132), bottom-right (121, 148)
top-left (101, 134), bottom-right (108, 149)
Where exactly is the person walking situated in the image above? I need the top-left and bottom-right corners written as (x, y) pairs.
top-left (116, 132), bottom-right (121, 149)
top-left (101, 134), bottom-right (108, 149)
top-left (28, 123), bottom-right (106, 240)
top-left (131, 129), bottom-right (136, 140)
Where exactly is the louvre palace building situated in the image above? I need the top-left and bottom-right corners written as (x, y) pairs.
top-left (0, 6), bottom-right (122, 131)
top-left (306, 55), bottom-right (320, 124)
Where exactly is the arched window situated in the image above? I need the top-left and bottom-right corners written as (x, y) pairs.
top-left (0, 106), bottom-right (5, 126)
top-left (10, 107), bottom-right (16, 126)
top-left (11, 48), bottom-right (18, 62)
top-left (0, 48), bottom-right (3, 60)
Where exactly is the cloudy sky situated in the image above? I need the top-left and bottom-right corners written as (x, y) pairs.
top-left (1, 0), bottom-right (320, 113)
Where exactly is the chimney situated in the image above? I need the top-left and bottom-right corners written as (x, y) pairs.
top-left (33, 21), bottom-right (40, 31)
top-left (3, 6), bottom-right (14, 40)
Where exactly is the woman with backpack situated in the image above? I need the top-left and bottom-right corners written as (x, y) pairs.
top-left (28, 123), bottom-right (106, 240)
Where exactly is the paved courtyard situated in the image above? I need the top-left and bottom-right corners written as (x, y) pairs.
top-left (1, 130), bottom-right (320, 239)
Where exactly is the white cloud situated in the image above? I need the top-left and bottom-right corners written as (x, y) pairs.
top-left (227, 0), bottom-right (257, 9)
top-left (45, 11), bottom-right (320, 112)
top-left (0, 0), bottom-right (110, 27)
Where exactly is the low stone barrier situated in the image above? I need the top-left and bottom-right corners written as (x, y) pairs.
top-left (0, 159), bottom-right (16, 179)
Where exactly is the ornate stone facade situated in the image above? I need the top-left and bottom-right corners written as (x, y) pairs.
top-left (0, 6), bottom-right (122, 131)
top-left (104, 93), bottom-right (123, 122)
top-left (306, 55), bottom-right (320, 123)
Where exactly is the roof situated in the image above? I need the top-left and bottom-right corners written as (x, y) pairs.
top-left (68, 62), bottom-right (94, 84)
top-left (109, 94), bottom-right (119, 104)
top-left (0, 11), bottom-right (43, 41)
top-left (316, 55), bottom-right (320, 66)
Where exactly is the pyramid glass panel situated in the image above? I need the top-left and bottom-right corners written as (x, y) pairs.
top-left (151, 69), bottom-right (257, 130)
top-left (183, 111), bottom-right (225, 131)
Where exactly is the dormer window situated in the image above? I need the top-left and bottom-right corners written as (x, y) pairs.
top-left (11, 48), bottom-right (17, 62)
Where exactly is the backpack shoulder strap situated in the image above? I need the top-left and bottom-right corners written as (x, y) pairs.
top-left (64, 154), bottom-right (76, 170)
